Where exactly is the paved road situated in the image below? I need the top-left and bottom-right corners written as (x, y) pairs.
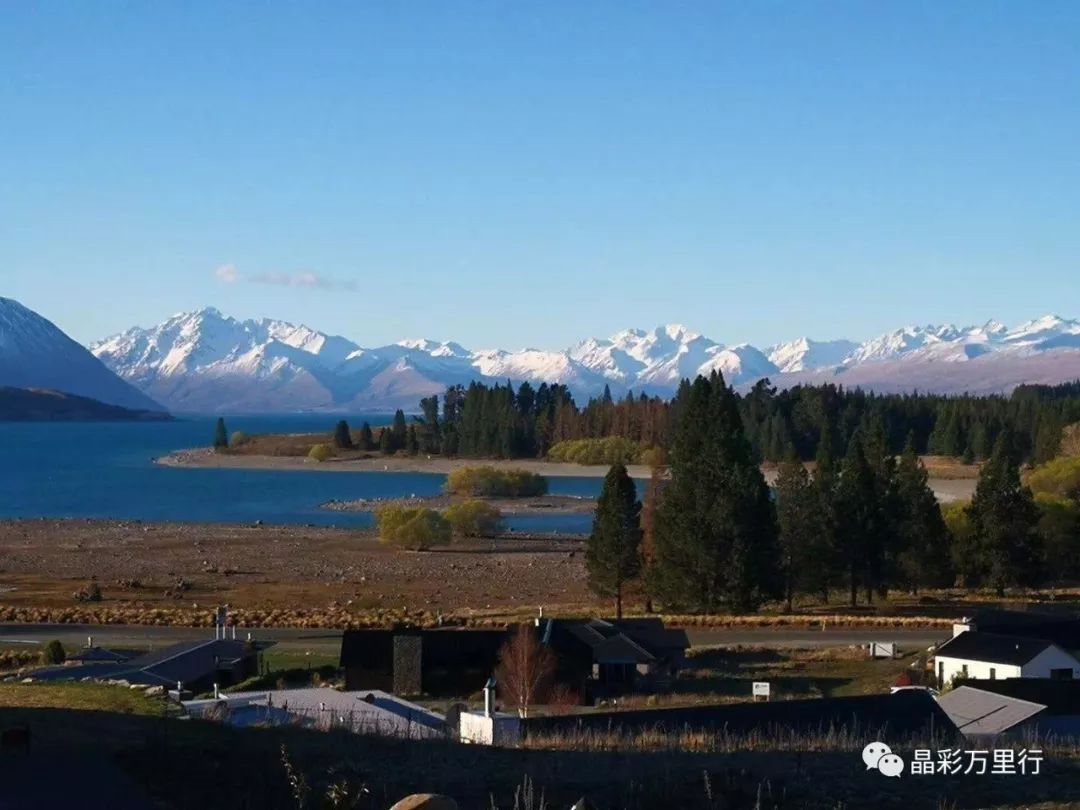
top-left (0, 623), bottom-right (949, 656)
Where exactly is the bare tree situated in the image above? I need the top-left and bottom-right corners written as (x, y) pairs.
top-left (494, 623), bottom-right (556, 716)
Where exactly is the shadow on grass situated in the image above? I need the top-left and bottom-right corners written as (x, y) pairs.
top-left (3, 706), bottom-right (1077, 810)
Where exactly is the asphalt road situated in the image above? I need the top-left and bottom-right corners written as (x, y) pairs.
top-left (0, 623), bottom-right (950, 657)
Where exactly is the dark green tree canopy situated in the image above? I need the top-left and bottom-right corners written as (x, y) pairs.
top-left (586, 462), bottom-right (643, 618)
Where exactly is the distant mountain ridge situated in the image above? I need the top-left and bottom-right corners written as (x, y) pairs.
top-left (0, 386), bottom-right (173, 421)
top-left (0, 297), bottom-right (164, 412)
top-left (89, 308), bottom-right (1080, 412)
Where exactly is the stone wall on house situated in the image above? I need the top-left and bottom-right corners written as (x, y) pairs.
top-left (393, 635), bottom-right (422, 696)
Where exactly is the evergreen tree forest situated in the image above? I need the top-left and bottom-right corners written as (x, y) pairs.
top-left (409, 379), bottom-right (1080, 465)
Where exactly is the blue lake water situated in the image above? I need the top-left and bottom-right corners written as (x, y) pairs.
top-left (0, 415), bottom-right (597, 533)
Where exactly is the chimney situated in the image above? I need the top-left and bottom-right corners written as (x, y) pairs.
top-left (483, 676), bottom-right (497, 718)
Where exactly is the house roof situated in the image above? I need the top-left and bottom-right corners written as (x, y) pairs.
top-left (68, 647), bottom-right (135, 664)
top-left (954, 678), bottom-right (1080, 715)
top-left (30, 638), bottom-right (270, 687)
top-left (937, 686), bottom-right (1047, 737)
top-left (934, 631), bottom-right (1063, 666)
top-left (541, 618), bottom-right (688, 665)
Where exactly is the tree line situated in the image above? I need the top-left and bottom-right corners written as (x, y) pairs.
top-left (584, 372), bottom-right (1080, 615)
top-left (402, 379), bottom-right (1080, 465)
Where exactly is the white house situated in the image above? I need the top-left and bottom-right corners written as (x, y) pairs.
top-left (933, 631), bottom-right (1080, 686)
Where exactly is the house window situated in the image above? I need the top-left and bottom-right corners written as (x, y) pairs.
top-left (989, 668), bottom-right (996, 680)
top-left (1050, 668), bottom-right (1074, 680)
top-left (961, 664), bottom-right (968, 678)
top-left (937, 661), bottom-right (944, 685)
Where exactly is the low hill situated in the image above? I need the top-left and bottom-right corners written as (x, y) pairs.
top-left (0, 387), bottom-right (173, 421)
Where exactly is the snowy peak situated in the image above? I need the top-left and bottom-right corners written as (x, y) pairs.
top-left (767, 337), bottom-right (860, 373)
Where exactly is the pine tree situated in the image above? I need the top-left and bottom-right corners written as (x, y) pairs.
top-left (358, 422), bottom-right (375, 451)
top-left (775, 457), bottom-right (831, 611)
top-left (650, 373), bottom-right (779, 613)
top-left (833, 432), bottom-right (878, 607)
top-left (405, 424), bottom-right (419, 456)
top-left (379, 427), bottom-right (393, 455)
top-left (967, 433), bottom-right (1043, 595)
top-left (333, 420), bottom-right (353, 450)
top-left (586, 462), bottom-right (642, 619)
top-left (213, 417), bottom-right (229, 450)
top-left (391, 410), bottom-right (408, 451)
top-left (894, 434), bottom-right (953, 591)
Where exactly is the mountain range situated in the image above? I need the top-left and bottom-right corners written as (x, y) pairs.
top-left (0, 297), bottom-right (163, 412)
top-left (86, 307), bottom-right (1080, 412)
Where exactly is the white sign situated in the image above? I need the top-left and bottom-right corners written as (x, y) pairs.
top-left (870, 642), bottom-right (897, 659)
top-left (752, 681), bottom-right (770, 700)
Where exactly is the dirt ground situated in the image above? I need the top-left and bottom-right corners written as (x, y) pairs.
top-left (322, 493), bottom-right (596, 514)
top-left (0, 519), bottom-right (593, 614)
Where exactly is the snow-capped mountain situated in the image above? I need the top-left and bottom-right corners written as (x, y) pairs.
top-left (0, 298), bottom-right (164, 412)
top-left (90, 309), bottom-right (1080, 411)
top-left (767, 337), bottom-right (860, 373)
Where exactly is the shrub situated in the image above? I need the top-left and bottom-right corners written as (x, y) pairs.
top-left (41, 640), bottom-right (66, 665)
top-left (375, 506), bottom-right (452, 550)
top-left (308, 443), bottom-right (335, 463)
top-left (444, 499), bottom-right (504, 538)
top-left (1026, 455), bottom-right (1080, 501)
top-left (444, 466), bottom-right (547, 497)
top-left (548, 437), bottom-right (645, 466)
top-left (230, 431), bottom-right (249, 446)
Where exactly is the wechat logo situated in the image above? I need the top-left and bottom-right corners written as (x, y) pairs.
top-left (863, 741), bottom-right (905, 778)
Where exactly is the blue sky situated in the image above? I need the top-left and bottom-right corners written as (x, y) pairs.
top-left (2, 2), bottom-right (1078, 349)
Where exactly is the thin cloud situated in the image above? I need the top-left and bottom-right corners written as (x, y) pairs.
top-left (213, 265), bottom-right (356, 291)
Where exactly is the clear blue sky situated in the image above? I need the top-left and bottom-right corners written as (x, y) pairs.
top-left (2, 2), bottom-right (1078, 349)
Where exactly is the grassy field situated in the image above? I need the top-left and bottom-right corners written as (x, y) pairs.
top-left (611, 645), bottom-right (921, 710)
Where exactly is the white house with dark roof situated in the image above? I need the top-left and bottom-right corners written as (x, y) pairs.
top-left (933, 631), bottom-right (1080, 686)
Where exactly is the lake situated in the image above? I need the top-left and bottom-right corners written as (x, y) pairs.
top-left (0, 414), bottom-right (599, 533)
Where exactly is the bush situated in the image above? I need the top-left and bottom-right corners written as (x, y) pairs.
top-left (375, 506), bottom-right (452, 550)
top-left (308, 443), bottom-right (335, 463)
top-left (230, 431), bottom-right (249, 446)
top-left (444, 466), bottom-right (548, 497)
top-left (444, 499), bottom-right (505, 538)
top-left (41, 640), bottom-right (66, 666)
top-left (1026, 455), bottom-right (1080, 501)
top-left (548, 437), bottom-right (645, 466)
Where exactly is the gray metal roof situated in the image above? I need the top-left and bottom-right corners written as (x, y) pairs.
top-left (937, 686), bottom-right (1047, 737)
top-left (184, 688), bottom-right (446, 739)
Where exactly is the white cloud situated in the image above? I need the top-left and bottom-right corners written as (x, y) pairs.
top-left (215, 264), bottom-right (240, 284)
top-left (212, 265), bottom-right (355, 292)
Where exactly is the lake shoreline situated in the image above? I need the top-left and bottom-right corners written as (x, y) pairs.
top-left (157, 447), bottom-right (652, 479)
top-left (322, 493), bottom-right (596, 515)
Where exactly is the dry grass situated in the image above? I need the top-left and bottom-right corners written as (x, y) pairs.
top-left (0, 682), bottom-right (163, 714)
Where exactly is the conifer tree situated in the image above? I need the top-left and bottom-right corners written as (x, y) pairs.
top-left (586, 462), bottom-right (642, 619)
top-left (967, 433), bottom-right (1043, 595)
top-left (379, 426), bottom-right (393, 455)
top-left (391, 410), bottom-right (408, 451)
top-left (333, 420), bottom-right (353, 450)
top-left (775, 456), bottom-right (831, 611)
top-left (213, 417), bottom-right (229, 450)
top-left (406, 424), bottom-right (419, 456)
top-left (894, 434), bottom-right (953, 591)
top-left (650, 373), bottom-right (778, 613)
top-left (833, 432), bottom-right (878, 607)
top-left (358, 422), bottom-right (375, 451)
